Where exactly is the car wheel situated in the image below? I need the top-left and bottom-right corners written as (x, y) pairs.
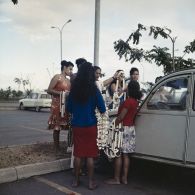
top-left (19, 103), bottom-right (24, 110)
top-left (35, 106), bottom-right (40, 112)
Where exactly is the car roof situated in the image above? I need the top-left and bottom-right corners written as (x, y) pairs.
top-left (31, 91), bottom-right (47, 94)
top-left (155, 68), bottom-right (195, 85)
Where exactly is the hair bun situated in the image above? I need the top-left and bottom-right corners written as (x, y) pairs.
top-left (61, 60), bottom-right (67, 66)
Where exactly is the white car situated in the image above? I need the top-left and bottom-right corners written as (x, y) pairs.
top-left (135, 68), bottom-right (195, 168)
top-left (19, 92), bottom-right (52, 112)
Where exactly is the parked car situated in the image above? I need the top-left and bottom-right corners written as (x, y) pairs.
top-left (19, 92), bottom-right (52, 112)
top-left (134, 68), bottom-right (195, 168)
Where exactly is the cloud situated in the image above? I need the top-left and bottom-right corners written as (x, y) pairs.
top-left (0, 0), bottom-right (195, 90)
top-left (0, 16), bottom-right (12, 23)
top-left (0, 0), bottom-right (95, 42)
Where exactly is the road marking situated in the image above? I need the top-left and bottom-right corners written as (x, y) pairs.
top-left (18, 125), bottom-right (52, 133)
top-left (35, 176), bottom-right (81, 195)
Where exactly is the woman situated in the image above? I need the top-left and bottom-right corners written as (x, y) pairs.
top-left (47, 60), bottom-right (74, 152)
top-left (129, 67), bottom-right (139, 81)
top-left (67, 62), bottom-right (106, 190)
top-left (108, 70), bottom-right (126, 109)
top-left (94, 66), bottom-right (118, 92)
top-left (105, 80), bottom-right (142, 185)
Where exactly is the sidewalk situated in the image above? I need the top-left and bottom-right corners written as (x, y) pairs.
top-left (0, 158), bottom-right (71, 184)
top-left (0, 102), bottom-right (71, 184)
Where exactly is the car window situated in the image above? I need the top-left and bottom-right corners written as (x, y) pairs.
top-left (31, 93), bottom-right (38, 99)
top-left (40, 94), bottom-right (51, 99)
top-left (147, 78), bottom-right (188, 111)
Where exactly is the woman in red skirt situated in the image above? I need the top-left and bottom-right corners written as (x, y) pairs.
top-left (67, 62), bottom-right (106, 190)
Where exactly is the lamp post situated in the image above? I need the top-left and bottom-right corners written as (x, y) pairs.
top-left (51, 19), bottom-right (72, 62)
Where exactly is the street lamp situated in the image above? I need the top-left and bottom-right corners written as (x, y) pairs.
top-left (51, 19), bottom-right (72, 62)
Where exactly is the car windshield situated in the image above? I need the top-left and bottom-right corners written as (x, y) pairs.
top-left (40, 94), bottom-right (51, 99)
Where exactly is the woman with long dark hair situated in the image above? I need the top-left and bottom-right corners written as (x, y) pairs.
top-left (67, 62), bottom-right (106, 190)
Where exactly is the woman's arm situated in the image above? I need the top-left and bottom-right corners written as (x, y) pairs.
top-left (47, 74), bottom-right (61, 96)
top-left (103, 71), bottom-right (118, 87)
top-left (115, 108), bottom-right (128, 126)
top-left (96, 89), bottom-right (106, 113)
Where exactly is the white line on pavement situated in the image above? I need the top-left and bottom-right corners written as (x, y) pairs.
top-left (34, 176), bottom-right (81, 195)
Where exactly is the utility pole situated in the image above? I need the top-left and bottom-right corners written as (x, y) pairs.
top-left (94, 0), bottom-right (100, 66)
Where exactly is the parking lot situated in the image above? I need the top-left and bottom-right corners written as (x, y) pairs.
top-left (0, 110), bottom-right (195, 194)
top-left (0, 110), bottom-right (67, 146)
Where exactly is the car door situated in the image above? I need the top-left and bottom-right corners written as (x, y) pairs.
top-left (22, 93), bottom-right (33, 107)
top-left (31, 93), bottom-right (38, 107)
top-left (135, 75), bottom-right (190, 161)
top-left (186, 74), bottom-right (195, 163)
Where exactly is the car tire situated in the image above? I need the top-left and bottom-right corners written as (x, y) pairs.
top-left (35, 106), bottom-right (40, 112)
top-left (19, 103), bottom-right (24, 110)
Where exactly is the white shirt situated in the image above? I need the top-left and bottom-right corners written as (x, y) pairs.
top-left (96, 80), bottom-right (104, 92)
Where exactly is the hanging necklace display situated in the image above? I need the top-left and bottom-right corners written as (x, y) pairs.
top-left (60, 91), bottom-right (73, 148)
top-left (104, 119), bottom-right (123, 158)
top-left (103, 71), bottom-right (126, 158)
top-left (96, 109), bottom-right (109, 150)
top-left (60, 91), bottom-right (66, 117)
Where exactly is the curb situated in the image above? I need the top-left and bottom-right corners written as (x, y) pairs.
top-left (0, 158), bottom-right (71, 184)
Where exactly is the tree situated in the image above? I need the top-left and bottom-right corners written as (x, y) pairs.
top-left (114, 23), bottom-right (195, 74)
top-left (14, 77), bottom-right (22, 91)
top-left (14, 77), bottom-right (31, 92)
top-left (22, 79), bottom-right (29, 92)
top-left (4, 86), bottom-right (12, 99)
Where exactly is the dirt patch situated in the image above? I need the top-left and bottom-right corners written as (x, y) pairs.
top-left (0, 142), bottom-right (71, 169)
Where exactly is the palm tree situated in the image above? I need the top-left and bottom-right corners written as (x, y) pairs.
top-left (22, 79), bottom-right (29, 92)
top-left (14, 77), bottom-right (22, 91)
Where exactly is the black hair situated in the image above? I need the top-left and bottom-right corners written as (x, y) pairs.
top-left (70, 62), bottom-right (97, 104)
top-left (61, 60), bottom-right (74, 72)
top-left (130, 67), bottom-right (139, 75)
top-left (94, 66), bottom-right (101, 72)
top-left (75, 58), bottom-right (87, 69)
top-left (128, 80), bottom-right (142, 100)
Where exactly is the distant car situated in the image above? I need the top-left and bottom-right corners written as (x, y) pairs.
top-left (19, 92), bottom-right (52, 112)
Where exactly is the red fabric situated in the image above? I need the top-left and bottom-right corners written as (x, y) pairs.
top-left (48, 77), bottom-right (71, 131)
top-left (73, 125), bottom-right (98, 157)
top-left (118, 98), bottom-right (138, 126)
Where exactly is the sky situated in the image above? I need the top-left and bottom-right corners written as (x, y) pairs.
top-left (0, 0), bottom-right (195, 91)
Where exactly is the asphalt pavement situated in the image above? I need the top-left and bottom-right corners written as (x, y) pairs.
top-left (0, 159), bottom-right (195, 195)
top-left (0, 109), bottom-right (67, 146)
top-left (0, 104), bottom-right (195, 194)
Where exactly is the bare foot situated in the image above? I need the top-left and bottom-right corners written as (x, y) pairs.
top-left (88, 181), bottom-right (98, 190)
top-left (71, 180), bottom-right (80, 187)
top-left (121, 176), bottom-right (128, 185)
top-left (104, 178), bottom-right (121, 185)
